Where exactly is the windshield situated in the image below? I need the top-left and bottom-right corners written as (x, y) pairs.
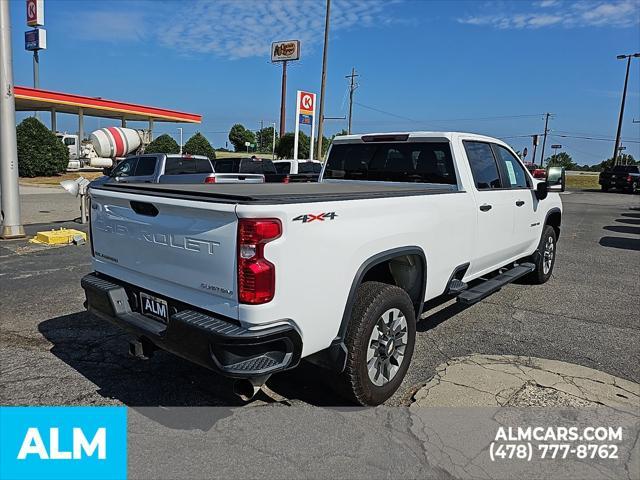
top-left (324, 142), bottom-right (457, 184)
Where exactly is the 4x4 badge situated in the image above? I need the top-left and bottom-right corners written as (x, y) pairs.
top-left (293, 212), bottom-right (338, 223)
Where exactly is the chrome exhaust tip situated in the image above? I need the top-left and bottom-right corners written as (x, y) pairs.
top-left (232, 375), bottom-right (271, 402)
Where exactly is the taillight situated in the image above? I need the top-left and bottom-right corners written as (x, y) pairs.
top-left (204, 176), bottom-right (216, 184)
top-left (237, 219), bottom-right (281, 304)
top-left (283, 175), bottom-right (290, 184)
top-left (627, 175), bottom-right (633, 183)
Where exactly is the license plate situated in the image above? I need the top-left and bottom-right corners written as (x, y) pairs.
top-left (140, 292), bottom-right (169, 323)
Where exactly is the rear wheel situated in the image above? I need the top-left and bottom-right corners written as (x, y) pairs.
top-left (340, 281), bottom-right (416, 406)
top-left (524, 225), bottom-right (557, 285)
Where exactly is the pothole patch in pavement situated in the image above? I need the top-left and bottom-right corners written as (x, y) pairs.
top-left (411, 354), bottom-right (640, 412)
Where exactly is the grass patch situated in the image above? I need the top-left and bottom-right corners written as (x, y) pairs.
top-left (20, 171), bottom-right (104, 186)
top-left (215, 151), bottom-right (276, 159)
top-left (565, 174), bottom-right (600, 190)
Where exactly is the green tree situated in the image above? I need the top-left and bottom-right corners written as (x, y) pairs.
top-left (276, 132), bottom-right (310, 159)
top-left (183, 132), bottom-right (216, 159)
top-left (256, 125), bottom-right (278, 153)
top-left (228, 124), bottom-right (255, 152)
top-left (16, 117), bottom-right (69, 177)
top-left (145, 134), bottom-right (180, 154)
top-left (545, 152), bottom-right (576, 170)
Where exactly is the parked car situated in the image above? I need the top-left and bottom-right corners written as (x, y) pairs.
top-left (599, 165), bottom-right (640, 193)
top-left (214, 157), bottom-right (288, 183)
top-left (274, 159), bottom-right (322, 183)
top-left (83, 132), bottom-right (564, 406)
top-left (524, 163), bottom-right (546, 179)
top-left (92, 154), bottom-right (264, 186)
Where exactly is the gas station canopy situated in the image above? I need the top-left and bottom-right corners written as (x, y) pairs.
top-left (14, 86), bottom-right (202, 123)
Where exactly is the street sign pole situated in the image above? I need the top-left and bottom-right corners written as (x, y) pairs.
top-left (293, 91), bottom-right (301, 161)
top-left (0, 0), bottom-right (26, 238)
top-left (309, 102), bottom-right (316, 161)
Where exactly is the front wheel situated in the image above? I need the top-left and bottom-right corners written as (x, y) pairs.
top-left (524, 225), bottom-right (557, 285)
top-left (341, 281), bottom-right (416, 406)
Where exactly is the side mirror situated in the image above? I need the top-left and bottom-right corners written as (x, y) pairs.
top-left (535, 181), bottom-right (548, 200)
top-left (547, 166), bottom-right (566, 192)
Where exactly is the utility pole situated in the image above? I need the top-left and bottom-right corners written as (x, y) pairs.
top-left (612, 53), bottom-right (640, 166)
top-left (316, 0), bottom-right (331, 160)
top-left (346, 67), bottom-right (359, 134)
top-left (539, 113), bottom-right (551, 166)
top-left (531, 134), bottom-right (539, 166)
top-left (0, 0), bottom-right (26, 238)
top-left (279, 61), bottom-right (287, 138)
top-left (178, 127), bottom-right (183, 154)
top-left (259, 120), bottom-right (264, 151)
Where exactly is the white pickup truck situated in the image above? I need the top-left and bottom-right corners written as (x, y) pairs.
top-left (82, 132), bottom-right (564, 405)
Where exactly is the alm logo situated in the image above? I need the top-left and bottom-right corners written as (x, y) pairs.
top-left (18, 427), bottom-right (106, 460)
top-left (1, 407), bottom-right (127, 480)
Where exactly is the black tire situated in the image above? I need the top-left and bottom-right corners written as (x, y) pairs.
top-left (524, 225), bottom-right (557, 285)
top-left (340, 281), bottom-right (416, 406)
top-left (601, 185), bottom-right (609, 192)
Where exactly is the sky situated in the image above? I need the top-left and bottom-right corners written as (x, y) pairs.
top-left (9, 0), bottom-right (640, 165)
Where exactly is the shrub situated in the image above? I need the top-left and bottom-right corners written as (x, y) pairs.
top-left (145, 134), bottom-right (180, 154)
top-left (183, 132), bottom-right (216, 159)
top-left (16, 117), bottom-right (69, 177)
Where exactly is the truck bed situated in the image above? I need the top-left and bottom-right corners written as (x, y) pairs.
top-left (92, 181), bottom-right (459, 205)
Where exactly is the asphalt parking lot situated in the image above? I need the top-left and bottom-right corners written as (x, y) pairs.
top-left (1, 187), bottom-right (638, 407)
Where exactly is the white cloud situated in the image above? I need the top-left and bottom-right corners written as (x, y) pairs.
top-left (158, 0), bottom-right (396, 59)
top-left (458, 0), bottom-right (640, 29)
top-left (71, 11), bottom-right (148, 42)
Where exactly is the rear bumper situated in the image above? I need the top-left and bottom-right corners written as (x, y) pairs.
top-left (81, 273), bottom-right (302, 378)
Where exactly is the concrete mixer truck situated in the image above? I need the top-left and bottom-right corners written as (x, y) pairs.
top-left (58, 127), bottom-right (151, 171)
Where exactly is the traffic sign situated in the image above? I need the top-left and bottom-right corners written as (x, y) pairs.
top-left (551, 144), bottom-right (562, 149)
top-left (26, 0), bottom-right (44, 27)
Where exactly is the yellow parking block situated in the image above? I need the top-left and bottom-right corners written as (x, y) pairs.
top-left (29, 228), bottom-right (87, 245)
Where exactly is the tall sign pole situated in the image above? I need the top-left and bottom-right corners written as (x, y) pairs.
top-left (316, 0), bottom-right (331, 160)
top-left (271, 40), bottom-right (300, 138)
top-left (25, 0), bottom-right (45, 120)
top-left (294, 90), bottom-right (316, 161)
top-left (279, 61), bottom-right (287, 138)
top-left (0, 0), bottom-right (26, 238)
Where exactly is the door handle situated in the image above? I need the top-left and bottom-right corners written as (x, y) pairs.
top-left (479, 204), bottom-right (492, 212)
top-left (516, 200), bottom-right (525, 207)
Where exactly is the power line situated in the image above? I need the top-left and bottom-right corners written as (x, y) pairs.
top-left (353, 102), bottom-right (545, 124)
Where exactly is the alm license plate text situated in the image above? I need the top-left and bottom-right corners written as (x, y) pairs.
top-left (140, 292), bottom-right (169, 323)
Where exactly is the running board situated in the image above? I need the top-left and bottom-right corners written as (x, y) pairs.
top-left (457, 263), bottom-right (535, 305)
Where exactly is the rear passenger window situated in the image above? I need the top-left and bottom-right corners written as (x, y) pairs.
top-left (165, 158), bottom-right (196, 175)
top-left (463, 141), bottom-right (502, 190)
top-left (214, 160), bottom-right (235, 173)
top-left (493, 145), bottom-right (529, 189)
top-left (299, 162), bottom-right (321, 174)
top-left (274, 163), bottom-right (290, 174)
top-left (134, 156), bottom-right (157, 176)
top-left (324, 142), bottom-right (457, 184)
top-left (195, 158), bottom-right (213, 173)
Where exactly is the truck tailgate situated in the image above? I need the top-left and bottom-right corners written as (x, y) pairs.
top-left (90, 187), bottom-right (239, 319)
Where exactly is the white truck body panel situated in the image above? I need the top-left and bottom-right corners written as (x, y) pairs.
top-left (88, 132), bottom-right (561, 360)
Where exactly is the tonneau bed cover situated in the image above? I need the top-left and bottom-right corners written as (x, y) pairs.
top-left (91, 182), bottom-right (459, 205)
